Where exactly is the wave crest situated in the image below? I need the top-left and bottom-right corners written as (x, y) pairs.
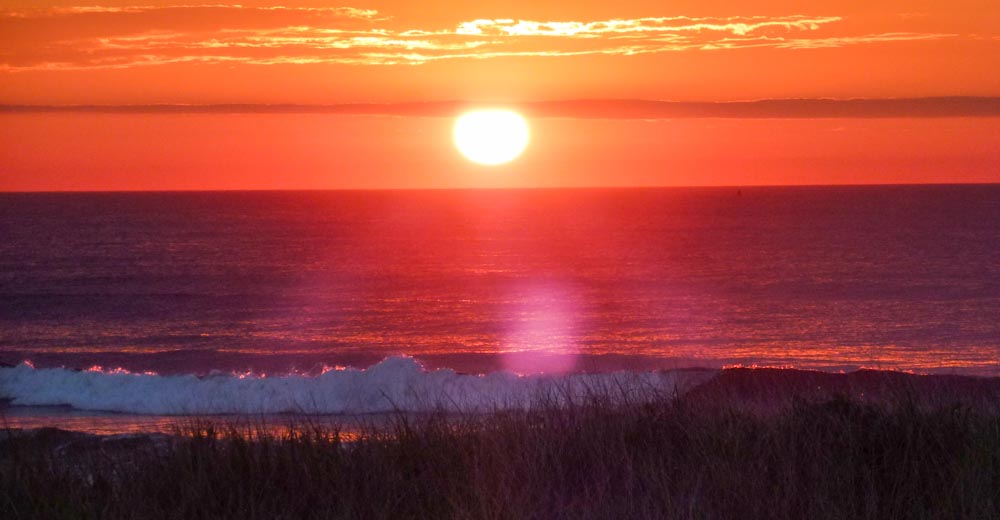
top-left (0, 356), bottom-right (700, 415)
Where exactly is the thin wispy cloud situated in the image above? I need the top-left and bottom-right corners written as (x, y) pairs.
top-left (2, 5), bottom-right (381, 19)
top-left (453, 16), bottom-right (838, 37)
top-left (5, 98), bottom-right (998, 119)
top-left (0, 5), bottom-right (963, 71)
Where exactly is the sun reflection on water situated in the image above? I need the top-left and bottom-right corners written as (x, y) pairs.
top-left (500, 281), bottom-right (581, 374)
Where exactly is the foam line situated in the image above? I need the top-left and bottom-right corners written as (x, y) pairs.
top-left (0, 356), bottom-right (697, 415)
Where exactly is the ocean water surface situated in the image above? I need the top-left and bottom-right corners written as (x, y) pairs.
top-left (1, 186), bottom-right (999, 421)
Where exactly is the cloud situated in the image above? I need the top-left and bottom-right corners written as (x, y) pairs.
top-left (4, 97), bottom-right (998, 119)
top-left (453, 16), bottom-right (838, 37)
top-left (0, 5), bottom-right (962, 71)
top-left (2, 5), bottom-right (381, 19)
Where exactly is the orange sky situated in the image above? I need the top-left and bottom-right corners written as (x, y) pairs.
top-left (2, 1), bottom-right (999, 103)
top-left (0, 1), bottom-right (998, 189)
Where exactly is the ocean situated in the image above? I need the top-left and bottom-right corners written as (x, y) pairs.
top-left (1, 185), bottom-right (999, 423)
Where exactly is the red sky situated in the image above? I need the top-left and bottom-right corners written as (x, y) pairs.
top-left (0, 1), bottom-right (998, 190)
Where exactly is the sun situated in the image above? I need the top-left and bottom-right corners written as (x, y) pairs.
top-left (453, 109), bottom-right (530, 165)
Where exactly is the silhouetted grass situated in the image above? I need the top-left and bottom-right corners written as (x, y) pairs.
top-left (3, 385), bottom-right (1000, 519)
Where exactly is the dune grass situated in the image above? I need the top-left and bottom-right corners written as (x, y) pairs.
top-left (3, 389), bottom-right (1000, 519)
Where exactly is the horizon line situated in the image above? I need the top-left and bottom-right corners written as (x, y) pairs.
top-left (3, 182), bottom-right (999, 195)
top-left (2, 96), bottom-right (999, 119)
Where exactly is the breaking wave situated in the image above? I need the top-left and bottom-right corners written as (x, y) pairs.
top-left (0, 356), bottom-right (700, 415)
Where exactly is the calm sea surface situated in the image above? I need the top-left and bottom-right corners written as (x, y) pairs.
top-left (2, 186), bottom-right (999, 376)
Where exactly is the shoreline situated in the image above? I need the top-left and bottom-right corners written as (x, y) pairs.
top-left (5, 366), bottom-right (999, 437)
top-left (4, 367), bottom-right (1000, 519)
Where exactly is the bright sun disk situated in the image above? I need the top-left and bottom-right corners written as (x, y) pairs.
top-left (453, 109), bottom-right (529, 165)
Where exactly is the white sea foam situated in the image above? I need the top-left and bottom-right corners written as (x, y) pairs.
top-left (0, 357), bottom-right (706, 415)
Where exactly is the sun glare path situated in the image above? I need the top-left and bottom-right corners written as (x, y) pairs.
top-left (453, 109), bottom-right (529, 165)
